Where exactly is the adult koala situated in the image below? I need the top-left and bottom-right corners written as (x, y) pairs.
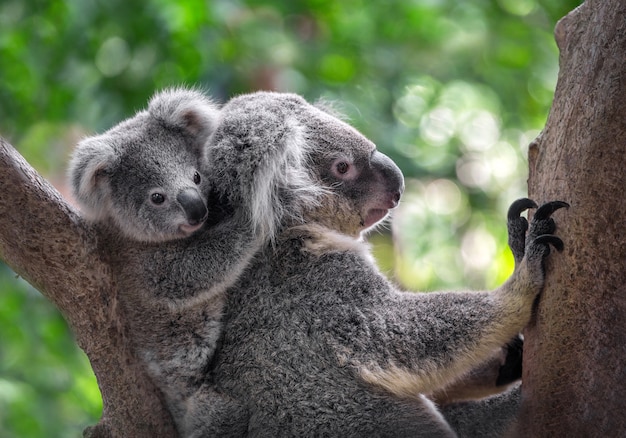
top-left (203, 92), bottom-right (567, 437)
top-left (68, 88), bottom-right (304, 436)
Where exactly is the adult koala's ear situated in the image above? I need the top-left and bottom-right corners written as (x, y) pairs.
top-left (209, 92), bottom-right (324, 242)
top-left (148, 87), bottom-right (220, 157)
top-left (68, 136), bottom-right (118, 220)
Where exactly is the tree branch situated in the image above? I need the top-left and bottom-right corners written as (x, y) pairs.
top-left (0, 137), bottom-right (177, 437)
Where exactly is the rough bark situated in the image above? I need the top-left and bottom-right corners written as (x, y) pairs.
top-left (519, 0), bottom-right (626, 435)
top-left (0, 138), bottom-right (178, 437)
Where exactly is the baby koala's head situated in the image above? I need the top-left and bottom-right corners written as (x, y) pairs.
top-left (68, 88), bottom-right (219, 243)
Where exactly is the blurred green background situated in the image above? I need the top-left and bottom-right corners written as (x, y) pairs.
top-left (0, 0), bottom-right (581, 436)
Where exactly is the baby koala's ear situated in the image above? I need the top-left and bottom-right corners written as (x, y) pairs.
top-left (68, 136), bottom-right (118, 220)
top-left (148, 87), bottom-right (220, 145)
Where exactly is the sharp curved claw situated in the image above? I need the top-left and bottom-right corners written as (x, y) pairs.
top-left (534, 234), bottom-right (564, 252)
top-left (534, 201), bottom-right (570, 221)
top-left (507, 198), bottom-right (538, 220)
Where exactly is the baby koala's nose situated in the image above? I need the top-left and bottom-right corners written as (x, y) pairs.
top-left (177, 188), bottom-right (208, 225)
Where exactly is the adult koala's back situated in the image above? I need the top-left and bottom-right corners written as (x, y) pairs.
top-left (69, 88), bottom-right (217, 242)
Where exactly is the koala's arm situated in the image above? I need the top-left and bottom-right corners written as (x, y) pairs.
top-left (347, 201), bottom-right (566, 398)
top-left (428, 199), bottom-right (539, 404)
top-left (133, 216), bottom-right (260, 306)
top-left (106, 211), bottom-right (258, 438)
top-left (115, 209), bottom-right (261, 379)
top-left (432, 199), bottom-right (568, 403)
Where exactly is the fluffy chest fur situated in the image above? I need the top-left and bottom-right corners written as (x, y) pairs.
top-left (212, 230), bottom-right (456, 437)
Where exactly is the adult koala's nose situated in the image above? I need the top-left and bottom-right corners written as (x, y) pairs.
top-left (177, 188), bottom-right (208, 225)
top-left (371, 151), bottom-right (405, 206)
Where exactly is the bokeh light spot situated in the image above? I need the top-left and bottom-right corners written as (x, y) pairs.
top-left (425, 179), bottom-right (462, 215)
top-left (461, 228), bottom-right (497, 270)
top-left (95, 37), bottom-right (131, 77)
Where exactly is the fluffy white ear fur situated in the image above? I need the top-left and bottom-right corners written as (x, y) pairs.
top-left (148, 87), bottom-right (220, 141)
top-left (69, 136), bottom-right (118, 220)
top-left (209, 92), bottom-right (332, 243)
top-left (246, 117), bottom-right (326, 243)
top-left (248, 118), bottom-right (301, 241)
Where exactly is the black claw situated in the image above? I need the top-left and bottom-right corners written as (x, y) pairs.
top-left (508, 198), bottom-right (538, 220)
top-left (534, 234), bottom-right (564, 252)
top-left (534, 201), bottom-right (570, 221)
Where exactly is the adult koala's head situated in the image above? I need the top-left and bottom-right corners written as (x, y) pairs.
top-left (69, 88), bottom-right (219, 243)
top-left (207, 91), bottom-right (404, 240)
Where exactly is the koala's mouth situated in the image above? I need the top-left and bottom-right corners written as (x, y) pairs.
top-left (362, 208), bottom-right (390, 229)
top-left (179, 221), bottom-right (205, 235)
top-left (362, 190), bottom-right (402, 230)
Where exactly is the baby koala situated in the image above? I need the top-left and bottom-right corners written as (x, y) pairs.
top-left (68, 88), bottom-right (259, 436)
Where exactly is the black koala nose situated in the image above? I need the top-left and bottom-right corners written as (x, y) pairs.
top-left (391, 191), bottom-right (401, 207)
top-left (371, 151), bottom-right (405, 199)
top-left (177, 188), bottom-right (208, 225)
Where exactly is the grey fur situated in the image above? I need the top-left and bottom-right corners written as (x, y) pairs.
top-left (69, 87), bottom-right (218, 243)
top-left (67, 88), bottom-right (282, 437)
top-left (197, 92), bottom-right (567, 437)
top-left (69, 88), bottom-right (565, 436)
top-left (441, 383), bottom-right (522, 437)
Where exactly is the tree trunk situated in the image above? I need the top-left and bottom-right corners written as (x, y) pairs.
top-left (519, 0), bottom-right (626, 435)
top-left (0, 138), bottom-right (178, 437)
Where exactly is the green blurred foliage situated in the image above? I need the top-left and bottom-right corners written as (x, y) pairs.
top-left (0, 0), bottom-right (581, 435)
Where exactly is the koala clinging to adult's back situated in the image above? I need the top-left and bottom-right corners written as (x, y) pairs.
top-left (206, 91), bottom-right (567, 437)
top-left (68, 88), bottom-right (274, 436)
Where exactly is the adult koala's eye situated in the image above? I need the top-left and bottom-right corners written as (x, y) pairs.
top-left (193, 171), bottom-right (201, 184)
top-left (336, 161), bottom-right (350, 175)
top-left (331, 158), bottom-right (356, 180)
top-left (151, 193), bottom-right (166, 205)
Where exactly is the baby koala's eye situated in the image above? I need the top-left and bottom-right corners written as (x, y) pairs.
top-left (193, 171), bottom-right (201, 185)
top-left (151, 193), bottom-right (166, 205)
top-left (336, 161), bottom-right (350, 175)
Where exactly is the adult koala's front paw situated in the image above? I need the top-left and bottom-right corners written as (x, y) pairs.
top-left (525, 200), bottom-right (568, 273)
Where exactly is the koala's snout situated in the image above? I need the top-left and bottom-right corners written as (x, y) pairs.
top-left (371, 151), bottom-right (405, 206)
top-left (177, 188), bottom-right (208, 225)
